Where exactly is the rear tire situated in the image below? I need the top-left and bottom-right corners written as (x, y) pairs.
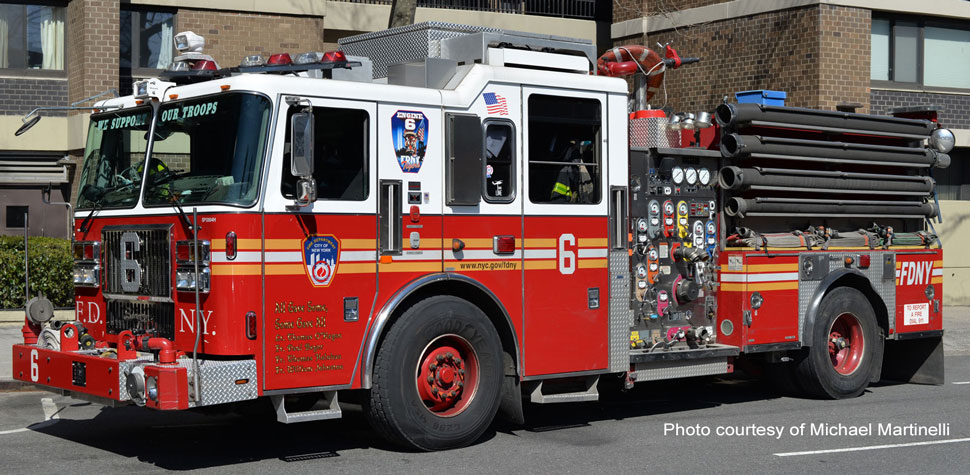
top-left (797, 287), bottom-right (882, 399)
top-left (364, 296), bottom-right (503, 450)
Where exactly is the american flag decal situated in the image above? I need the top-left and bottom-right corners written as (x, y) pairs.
top-left (483, 92), bottom-right (508, 115)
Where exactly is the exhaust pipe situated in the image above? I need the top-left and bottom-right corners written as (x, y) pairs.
top-left (720, 134), bottom-right (950, 168)
top-left (725, 197), bottom-right (938, 218)
top-left (715, 103), bottom-right (935, 137)
top-left (719, 166), bottom-right (935, 195)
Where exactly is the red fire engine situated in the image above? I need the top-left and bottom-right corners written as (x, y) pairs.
top-left (11, 23), bottom-right (952, 451)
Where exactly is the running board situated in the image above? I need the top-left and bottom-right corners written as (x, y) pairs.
top-left (529, 376), bottom-right (599, 404)
top-left (271, 392), bottom-right (342, 423)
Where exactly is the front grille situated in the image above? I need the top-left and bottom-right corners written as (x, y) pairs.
top-left (106, 300), bottom-right (175, 340)
top-left (103, 226), bottom-right (171, 297)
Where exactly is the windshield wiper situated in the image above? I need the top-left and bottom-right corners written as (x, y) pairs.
top-left (78, 185), bottom-right (108, 233)
top-left (79, 199), bottom-right (103, 233)
top-left (168, 191), bottom-right (195, 236)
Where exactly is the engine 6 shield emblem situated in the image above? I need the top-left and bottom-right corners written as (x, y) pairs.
top-left (392, 110), bottom-right (428, 173)
top-left (303, 235), bottom-right (340, 287)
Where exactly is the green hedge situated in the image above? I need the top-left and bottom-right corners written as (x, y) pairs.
top-left (0, 236), bottom-right (74, 309)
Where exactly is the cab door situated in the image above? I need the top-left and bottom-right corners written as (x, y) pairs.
top-left (262, 97), bottom-right (378, 390)
top-left (442, 85), bottom-right (524, 360)
top-left (521, 87), bottom-right (610, 376)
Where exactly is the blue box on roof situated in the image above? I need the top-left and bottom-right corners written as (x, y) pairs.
top-left (735, 90), bottom-right (787, 106)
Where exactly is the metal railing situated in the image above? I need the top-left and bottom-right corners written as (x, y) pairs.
top-left (334, 0), bottom-right (597, 20)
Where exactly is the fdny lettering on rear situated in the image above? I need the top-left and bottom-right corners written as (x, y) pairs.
top-left (897, 260), bottom-right (934, 286)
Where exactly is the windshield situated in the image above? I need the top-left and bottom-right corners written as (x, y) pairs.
top-left (76, 107), bottom-right (152, 210)
top-left (143, 93), bottom-right (271, 207)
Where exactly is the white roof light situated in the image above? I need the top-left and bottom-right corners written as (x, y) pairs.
top-left (175, 31), bottom-right (205, 54)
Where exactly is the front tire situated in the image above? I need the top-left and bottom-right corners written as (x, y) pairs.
top-left (797, 287), bottom-right (882, 399)
top-left (364, 296), bottom-right (504, 450)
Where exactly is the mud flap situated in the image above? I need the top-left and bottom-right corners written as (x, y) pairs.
top-left (881, 335), bottom-right (944, 385)
top-left (496, 352), bottom-right (524, 425)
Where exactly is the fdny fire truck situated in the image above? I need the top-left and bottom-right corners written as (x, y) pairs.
top-left (11, 23), bottom-right (953, 450)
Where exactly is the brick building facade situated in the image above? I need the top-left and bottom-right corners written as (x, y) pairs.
top-left (614, 1), bottom-right (872, 113)
top-left (612, 0), bottom-right (970, 304)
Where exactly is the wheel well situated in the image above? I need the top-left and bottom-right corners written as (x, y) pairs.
top-left (823, 274), bottom-right (890, 338)
top-left (379, 280), bottom-right (520, 376)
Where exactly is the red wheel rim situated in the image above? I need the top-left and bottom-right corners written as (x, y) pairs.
top-left (828, 312), bottom-right (864, 375)
top-left (415, 334), bottom-right (479, 417)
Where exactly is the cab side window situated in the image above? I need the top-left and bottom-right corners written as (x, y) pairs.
top-left (483, 121), bottom-right (515, 202)
top-left (282, 106), bottom-right (369, 200)
top-left (528, 95), bottom-right (601, 204)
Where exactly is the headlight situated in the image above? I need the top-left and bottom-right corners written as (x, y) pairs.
top-left (929, 128), bottom-right (955, 153)
top-left (73, 265), bottom-right (100, 287)
top-left (176, 267), bottom-right (210, 293)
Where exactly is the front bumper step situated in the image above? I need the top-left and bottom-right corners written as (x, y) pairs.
top-left (12, 344), bottom-right (258, 409)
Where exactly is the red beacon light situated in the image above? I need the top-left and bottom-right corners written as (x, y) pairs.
top-left (267, 53), bottom-right (292, 66)
top-left (191, 60), bottom-right (218, 71)
top-left (323, 50), bottom-right (348, 63)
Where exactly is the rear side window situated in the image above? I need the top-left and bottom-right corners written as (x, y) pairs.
top-left (528, 94), bottom-right (601, 204)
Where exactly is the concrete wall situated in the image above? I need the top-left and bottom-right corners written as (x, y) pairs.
top-left (937, 201), bottom-right (970, 306)
top-left (0, 186), bottom-right (71, 239)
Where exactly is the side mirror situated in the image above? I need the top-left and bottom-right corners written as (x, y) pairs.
top-left (290, 111), bottom-right (314, 178)
top-left (295, 177), bottom-right (317, 207)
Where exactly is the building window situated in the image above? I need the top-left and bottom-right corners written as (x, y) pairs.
top-left (0, 3), bottom-right (65, 72)
top-left (6, 206), bottom-right (28, 228)
top-left (120, 8), bottom-right (175, 73)
top-left (872, 16), bottom-right (970, 89)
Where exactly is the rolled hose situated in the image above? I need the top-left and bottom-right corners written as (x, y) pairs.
top-left (725, 197), bottom-right (938, 218)
top-left (715, 103), bottom-right (935, 136)
top-left (718, 166), bottom-right (935, 194)
top-left (720, 133), bottom-right (950, 168)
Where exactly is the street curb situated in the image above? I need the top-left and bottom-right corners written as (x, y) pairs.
top-left (0, 309), bottom-right (75, 324)
top-left (0, 379), bottom-right (40, 392)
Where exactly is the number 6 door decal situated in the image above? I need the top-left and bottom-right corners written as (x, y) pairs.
top-left (558, 233), bottom-right (576, 275)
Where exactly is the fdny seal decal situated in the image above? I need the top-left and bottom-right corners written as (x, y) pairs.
top-left (392, 110), bottom-right (428, 173)
top-left (303, 235), bottom-right (340, 287)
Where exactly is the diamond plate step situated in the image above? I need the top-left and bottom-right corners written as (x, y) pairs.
top-left (529, 376), bottom-right (599, 404)
top-left (271, 392), bottom-right (342, 423)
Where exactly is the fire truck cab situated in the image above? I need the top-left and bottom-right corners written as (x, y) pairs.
top-left (12, 23), bottom-right (950, 451)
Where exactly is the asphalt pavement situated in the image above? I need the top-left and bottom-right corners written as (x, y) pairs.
top-left (0, 355), bottom-right (968, 474)
top-left (1, 308), bottom-right (969, 474)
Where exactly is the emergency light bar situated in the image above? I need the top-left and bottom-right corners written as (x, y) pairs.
top-left (161, 34), bottom-right (360, 83)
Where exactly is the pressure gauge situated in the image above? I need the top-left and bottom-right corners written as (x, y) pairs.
top-left (637, 218), bottom-right (649, 233)
top-left (664, 201), bottom-right (675, 215)
top-left (647, 247), bottom-right (658, 260)
top-left (685, 167), bottom-right (698, 185)
top-left (649, 201), bottom-right (660, 215)
top-left (636, 265), bottom-right (648, 279)
top-left (658, 291), bottom-right (669, 302)
top-left (638, 280), bottom-right (648, 289)
top-left (671, 166), bottom-right (684, 184)
top-left (678, 202), bottom-right (688, 215)
top-left (649, 262), bottom-right (659, 272)
top-left (699, 168), bottom-right (711, 186)
top-left (707, 221), bottom-right (716, 234)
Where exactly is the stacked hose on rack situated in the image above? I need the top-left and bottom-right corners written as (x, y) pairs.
top-left (715, 102), bottom-right (947, 221)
